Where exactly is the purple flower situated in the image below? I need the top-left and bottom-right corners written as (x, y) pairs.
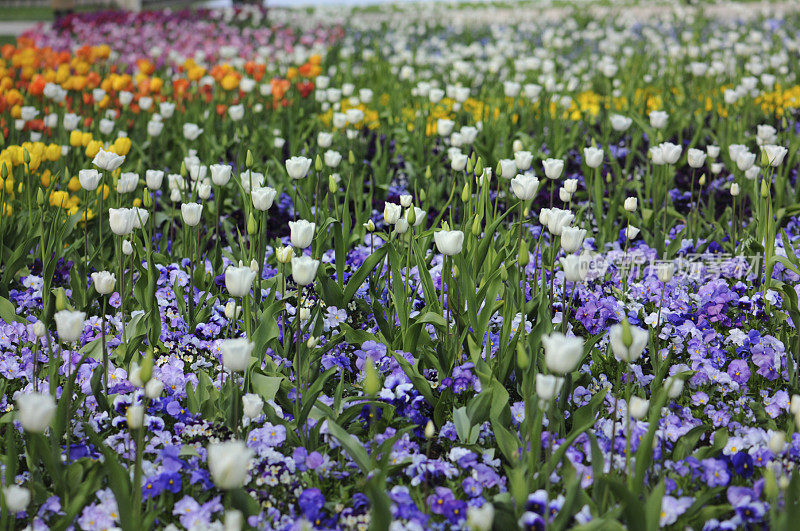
top-left (726, 359), bottom-right (750, 385)
top-left (298, 488), bottom-right (325, 520)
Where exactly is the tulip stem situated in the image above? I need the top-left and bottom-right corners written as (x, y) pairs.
top-left (102, 296), bottom-right (108, 396)
top-left (118, 237), bottom-right (127, 361)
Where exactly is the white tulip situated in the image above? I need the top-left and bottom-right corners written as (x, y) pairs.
top-left (289, 220), bottom-right (315, 249)
top-left (514, 151), bottom-right (533, 171)
top-left (560, 254), bottom-right (589, 282)
top-left (251, 186), bottom-right (277, 211)
top-left (181, 202), bottom-right (203, 227)
top-left (78, 169), bottom-right (101, 191)
top-left (498, 159), bottom-right (516, 180)
top-left (285, 156), bottom-right (312, 180)
top-left (220, 338), bottom-right (255, 372)
top-left (543, 332), bottom-right (583, 374)
top-left (510, 174), bottom-right (540, 200)
top-left (434, 230), bottom-right (464, 256)
top-left (542, 158), bottom-right (564, 180)
top-left (583, 147), bottom-right (604, 168)
top-left (145, 169), bottom-right (164, 190)
top-left (225, 266), bottom-right (256, 297)
top-left (183, 123), bottom-right (203, 140)
top-left (207, 440), bottom-right (253, 489)
top-left (762, 145), bottom-right (788, 167)
top-left (609, 322), bottom-right (649, 362)
top-left (560, 226), bottom-right (586, 253)
top-left (210, 164), bottom-right (232, 186)
top-left (291, 256), bottom-right (320, 286)
top-left (324, 150), bottom-right (342, 168)
top-left (92, 149), bottom-right (125, 171)
top-left (624, 197), bottom-right (638, 212)
top-left (54, 310), bottom-right (85, 343)
top-left (610, 114), bottom-right (632, 132)
top-left (687, 148), bottom-right (706, 168)
top-left (649, 110), bottom-right (668, 129)
top-left (242, 393), bottom-right (264, 419)
top-left (535, 374), bottom-right (564, 402)
top-left (383, 202), bottom-right (402, 225)
top-left (91, 271), bottom-right (116, 295)
top-left (628, 397), bottom-right (649, 420)
top-left (15, 392), bottom-right (56, 433)
top-left (3, 485), bottom-right (30, 513)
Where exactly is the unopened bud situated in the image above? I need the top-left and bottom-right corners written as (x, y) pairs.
top-left (517, 342), bottom-right (529, 369)
top-left (315, 154), bottom-right (323, 172)
top-left (519, 240), bottom-right (530, 267)
top-left (246, 149), bottom-right (254, 169)
top-left (247, 212), bottom-right (257, 235)
top-left (424, 420), bottom-right (435, 439)
top-left (364, 360), bottom-right (381, 395)
top-left (54, 287), bottom-right (69, 312)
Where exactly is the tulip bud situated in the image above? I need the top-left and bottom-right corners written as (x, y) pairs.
top-left (126, 405), bottom-right (144, 430)
top-left (495, 161), bottom-right (503, 178)
top-left (471, 215), bottom-right (482, 236)
top-left (246, 150), bottom-right (254, 169)
top-left (307, 336), bottom-right (318, 349)
top-left (315, 154), bottom-right (323, 172)
top-left (518, 240), bottom-right (530, 267)
top-left (143, 190), bottom-right (153, 208)
top-left (328, 175), bottom-right (337, 193)
top-left (139, 350), bottom-right (154, 385)
top-left (764, 467), bottom-right (778, 500)
top-left (761, 179), bottom-right (769, 198)
top-left (250, 259), bottom-right (259, 273)
top-left (54, 287), bottom-right (69, 312)
top-left (225, 300), bottom-right (237, 320)
top-left (730, 183), bottom-right (740, 196)
top-left (424, 420), bottom-right (435, 439)
top-left (23, 148), bottom-right (31, 165)
top-left (364, 360), bottom-right (381, 395)
top-left (462, 182), bottom-right (470, 203)
top-left (516, 342), bottom-right (529, 369)
top-left (466, 157), bottom-right (474, 175)
top-left (364, 219), bottom-right (375, 232)
top-left (0, 162), bottom-right (7, 179)
top-left (247, 212), bottom-right (257, 235)
top-left (452, 264), bottom-right (459, 278)
top-left (420, 189), bottom-right (427, 201)
top-left (122, 240), bottom-right (133, 255)
top-left (33, 320), bottom-right (46, 338)
top-left (36, 188), bottom-right (44, 206)
top-left (348, 150), bottom-right (355, 165)
top-left (474, 157), bottom-right (484, 176)
top-left (180, 160), bottom-right (187, 177)
top-left (406, 207), bottom-right (417, 226)
top-left (699, 174), bottom-right (706, 186)
top-left (276, 246), bottom-right (294, 263)
top-left (424, 166), bottom-right (432, 180)
top-left (621, 318), bottom-right (633, 348)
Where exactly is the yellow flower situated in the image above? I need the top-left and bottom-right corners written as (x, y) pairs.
top-left (67, 176), bottom-right (81, 192)
top-left (40, 170), bottom-right (52, 188)
top-left (112, 137), bottom-right (132, 157)
top-left (69, 130), bottom-right (84, 147)
top-left (49, 190), bottom-right (70, 208)
top-left (86, 140), bottom-right (103, 159)
top-left (45, 143), bottom-right (61, 162)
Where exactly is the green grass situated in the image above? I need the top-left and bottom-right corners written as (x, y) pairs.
top-left (0, 6), bottom-right (54, 21)
top-left (0, 35), bottom-right (17, 46)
